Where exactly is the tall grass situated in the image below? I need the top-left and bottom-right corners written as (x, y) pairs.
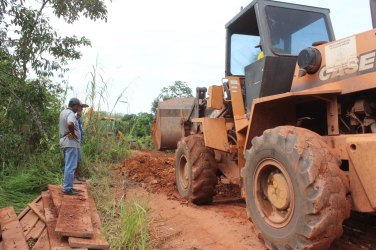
top-left (82, 61), bottom-right (150, 249)
top-left (79, 60), bottom-right (129, 172)
top-left (119, 197), bottom-right (149, 249)
top-left (0, 149), bottom-right (62, 212)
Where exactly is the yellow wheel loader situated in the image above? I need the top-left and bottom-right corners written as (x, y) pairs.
top-left (152, 0), bottom-right (376, 249)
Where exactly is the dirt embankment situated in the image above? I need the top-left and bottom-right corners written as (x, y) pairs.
top-left (115, 150), bottom-right (376, 250)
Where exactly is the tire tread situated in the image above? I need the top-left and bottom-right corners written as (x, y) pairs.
top-left (177, 134), bottom-right (218, 205)
top-left (245, 126), bottom-right (351, 249)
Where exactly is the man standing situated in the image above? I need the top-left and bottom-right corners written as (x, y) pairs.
top-left (59, 98), bottom-right (87, 195)
top-left (74, 102), bottom-right (87, 183)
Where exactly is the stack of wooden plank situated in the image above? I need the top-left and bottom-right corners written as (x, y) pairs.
top-left (0, 182), bottom-right (109, 250)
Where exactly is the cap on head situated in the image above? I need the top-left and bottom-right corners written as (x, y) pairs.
top-left (68, 98), bottom-right (88, 108)
top-left (80, 101), bottom-right (89, 108)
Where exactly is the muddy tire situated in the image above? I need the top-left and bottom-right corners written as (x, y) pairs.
top-left (175, 134), bottom-right (218, 205)
top-left (242, 126), bottom-right (350, 250)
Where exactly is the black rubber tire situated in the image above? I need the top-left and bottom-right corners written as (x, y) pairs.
top-left (175, 134), bottom-right (218, 205)
top-left (242, 126), bottom-right (350, 250)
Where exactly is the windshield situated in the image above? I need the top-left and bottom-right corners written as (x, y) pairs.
top-left (265, 6), bottom-right (330, 55)
top-left (230, 34), bottom-right (261, 76)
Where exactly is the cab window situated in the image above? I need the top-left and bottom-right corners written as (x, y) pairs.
top-left (230, 34), bottom-right (261, 76)
top-left (265, 6), bottom-right (330, 55)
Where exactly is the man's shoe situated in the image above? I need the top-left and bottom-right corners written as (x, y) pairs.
top-left (63, 189), bottom-right (78, 195)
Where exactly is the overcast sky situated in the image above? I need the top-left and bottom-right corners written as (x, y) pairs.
top-left (55, 0), bottom-right (373, 114)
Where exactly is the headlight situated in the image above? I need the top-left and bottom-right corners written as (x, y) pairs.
top-left (297, 47), bottom-right (322, 74)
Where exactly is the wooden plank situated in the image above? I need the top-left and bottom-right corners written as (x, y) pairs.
top-left (17, 206), bottom-right (31, 221)
top-left (68, 193), bottom-right (109, 249)
top-left (31, 229), bottom-right (50, 250)
top-left (17, 195), bottom-right (41, 220)
top-left (19, 209), bottom-right (39, 236)
top-left (32, 229), bottom-right (87, 250)
top-left (55, 183), bottom-right (93, 238)
top-left (26, 219), bottom-right (46, 240)
top-left (70, 182), bottom-right (89, 199)
top-left (28, 202), bottom-right (46, 223)
top-left (41, 191), bottom-right (72, 250)
top-left (0, 206), bottom-right (29, 250)
top-left (0, 206), bottom-right (14, 224)
top-left (26, 195), bottom-right (46, 240)
top-left (32, 195), bottom-right (42, 204)
top-left (48, 183), bottom-right (89, 213)
top-left (48, 184), bottom-right (64, 213)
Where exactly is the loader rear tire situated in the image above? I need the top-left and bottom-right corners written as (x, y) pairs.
top-left (242, 126), bottom-right (350, 250)
top-left (175, 134), bottom-right (218, 205)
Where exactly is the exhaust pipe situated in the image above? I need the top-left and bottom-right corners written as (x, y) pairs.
top-left (372, 0), bottom-right (376, 28)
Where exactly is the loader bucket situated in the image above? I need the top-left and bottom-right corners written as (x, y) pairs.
top-left (151, 98), bottom-right (195, 150)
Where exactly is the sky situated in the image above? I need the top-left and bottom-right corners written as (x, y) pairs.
top-left (54, 0), bottom-right (373, 114)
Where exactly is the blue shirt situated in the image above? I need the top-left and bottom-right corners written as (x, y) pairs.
top-left (77, 118), bottom-right (83, 144)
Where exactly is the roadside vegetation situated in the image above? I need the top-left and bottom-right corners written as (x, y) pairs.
top-left (0, 1), bottom-right (192, 248)
top-left (0, 58), bottom-right (153, 248)
top-left (77, 63), bottom-right (149, 249)
top-left (0, 72), bottom-right (189, 247)
top-left (0, 0), bottom-right (110, 211)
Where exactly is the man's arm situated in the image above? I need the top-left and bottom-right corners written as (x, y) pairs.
top-left (67, 122), bottom-right (76, 139)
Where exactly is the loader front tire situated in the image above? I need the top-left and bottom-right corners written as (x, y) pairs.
top-left (242, 126), bottom-right (350, 250)
top-left (175, 134), bottom-right (217, 205)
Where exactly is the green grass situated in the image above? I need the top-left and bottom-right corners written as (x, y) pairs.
top-left (0, 150), bottom-right (62, 212)
top-left (87, 160), bottom-right (150, 250)
top-left (118, 197), bottom-right (149, 249)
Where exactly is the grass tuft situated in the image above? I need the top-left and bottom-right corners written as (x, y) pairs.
top-left (88, 161), bottom-right (150, 250)
top-left (118, 197), bottom-right (149, 249)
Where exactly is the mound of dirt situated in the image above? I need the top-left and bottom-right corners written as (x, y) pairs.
top-left (115, 151), bottom-right (177, 196)
top-left (115, 150), bottom-right (241, 202)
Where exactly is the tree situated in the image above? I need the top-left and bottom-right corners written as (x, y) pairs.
top-left (0, 0), bottom-right (110, 165)
top-left (120, 112), bottom-right (154, 149)
top-left (1, 0), bottom-right (109, 79)
top-left (121, 113), bottom-right (154, 138)
top-left (151, 81), bottom-right (193, 115)
top-left (0, 0), bottom-right (109, 133)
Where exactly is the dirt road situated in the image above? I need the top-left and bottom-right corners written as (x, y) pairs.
top-left (116, 150), bottom-right (376, 250)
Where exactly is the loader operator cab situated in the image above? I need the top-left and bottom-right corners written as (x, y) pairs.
top-left (225, 0), bottom-right (335, 112)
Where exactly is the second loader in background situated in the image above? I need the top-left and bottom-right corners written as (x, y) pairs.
top-left (152, 0), bottom-right (376, 249)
